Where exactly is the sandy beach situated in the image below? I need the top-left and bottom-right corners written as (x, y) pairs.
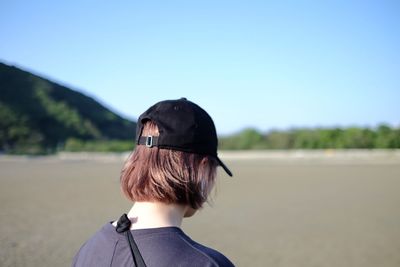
top-left (1, 150), bottom-right (399, 267)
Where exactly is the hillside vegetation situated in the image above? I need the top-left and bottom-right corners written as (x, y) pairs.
top-left (0, 62), bottom-right (136, 154)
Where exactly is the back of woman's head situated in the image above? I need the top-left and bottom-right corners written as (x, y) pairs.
top-left (120, 121), bottom-right (218, 209)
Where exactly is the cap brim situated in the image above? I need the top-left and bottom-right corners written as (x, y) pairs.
top-left (216, 157), bottom-right (233, 177)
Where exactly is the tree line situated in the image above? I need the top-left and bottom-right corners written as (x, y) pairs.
top-left (219, 124), bottom-right (400, 150)
top-left (2, 124), bottom-right (399, 154)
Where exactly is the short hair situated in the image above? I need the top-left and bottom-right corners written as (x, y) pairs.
top-left (120, 121), bottom-right (218, 209)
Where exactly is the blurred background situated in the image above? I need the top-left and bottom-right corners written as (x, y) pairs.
top-left (1, 1), bottom-right (399, 267)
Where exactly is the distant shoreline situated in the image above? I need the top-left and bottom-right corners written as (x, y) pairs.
top-left (1, 149), bottom-right (400, 164)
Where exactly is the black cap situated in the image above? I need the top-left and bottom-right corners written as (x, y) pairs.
top-left (136, 98), bottom-right (233, 177)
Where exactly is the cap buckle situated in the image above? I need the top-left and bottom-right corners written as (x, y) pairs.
top-left (145, 136), bottom-right (154, 147)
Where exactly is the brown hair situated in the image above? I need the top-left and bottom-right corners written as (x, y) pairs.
top-left (120, 121), bottom-right (218, 209)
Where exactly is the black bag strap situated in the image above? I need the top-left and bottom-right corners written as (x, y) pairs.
top-left (116, 214), bottom-right (147, 267)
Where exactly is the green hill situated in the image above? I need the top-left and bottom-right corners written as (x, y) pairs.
top-left (0, 62), bottom-right (136, 154)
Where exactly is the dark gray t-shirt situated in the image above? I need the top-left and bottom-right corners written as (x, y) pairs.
top-left (73, 222), bottom-right (234, 267)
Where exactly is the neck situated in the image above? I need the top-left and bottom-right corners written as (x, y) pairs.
top-left (115, 202), bottom-right (187, 230)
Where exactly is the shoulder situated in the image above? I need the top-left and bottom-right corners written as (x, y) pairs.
top-left (72, 223), bottom-right (121, 267)
top-left (175, 230), bottom-right (235, 267)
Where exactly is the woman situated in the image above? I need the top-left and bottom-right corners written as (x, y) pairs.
top-left (73, 98), bottom-right (234, 267)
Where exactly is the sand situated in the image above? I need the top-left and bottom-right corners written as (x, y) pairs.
top-left (1, 151), bottom-right (399, 267)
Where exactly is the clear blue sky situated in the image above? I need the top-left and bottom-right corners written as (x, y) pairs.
top-left (1, 1), bottom-right (399, 135)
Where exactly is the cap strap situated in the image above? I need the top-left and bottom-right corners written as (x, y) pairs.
top-left (138, 136), bottom-right (159, 148)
